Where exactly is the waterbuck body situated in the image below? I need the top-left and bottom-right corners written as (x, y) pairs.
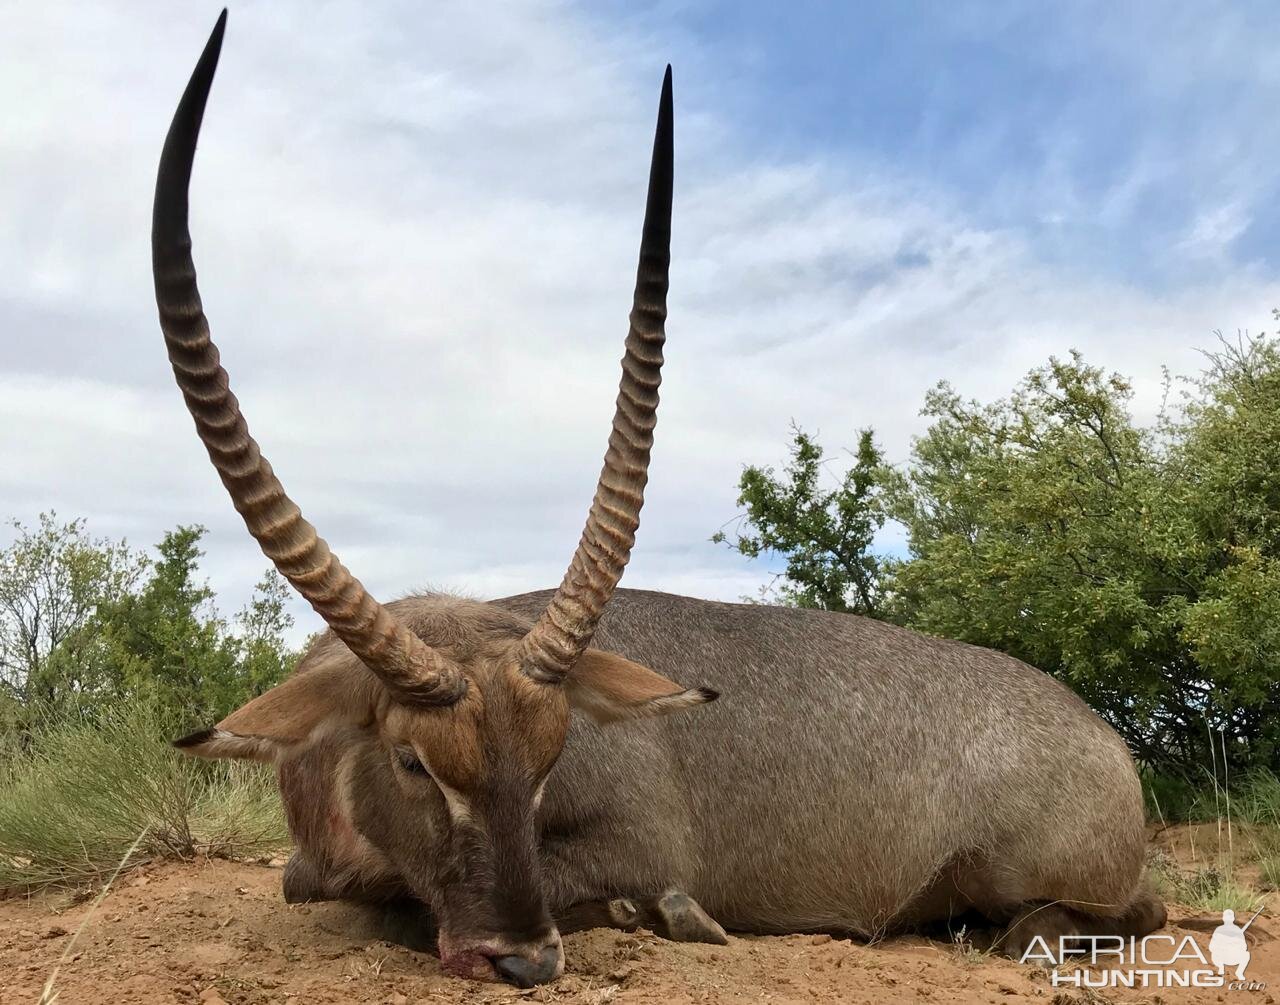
top-left (524, 588), bottom-right (1150, 940)
top-left (155, 13), bottom-right (1163, 988)
top-left (229, 589), bottom-right (1159, 958)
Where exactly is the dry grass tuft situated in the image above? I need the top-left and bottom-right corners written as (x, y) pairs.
top-left (0, 700), bottom-right (287, 891)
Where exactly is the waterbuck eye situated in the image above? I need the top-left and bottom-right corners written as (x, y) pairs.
top-left (395, 747), bottom-right (430, 777)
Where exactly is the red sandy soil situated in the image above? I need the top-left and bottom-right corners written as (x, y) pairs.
top-left (1, 828), bottom-right (1276, 1004)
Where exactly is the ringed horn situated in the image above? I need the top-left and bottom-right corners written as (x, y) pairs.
top-left (151, 10), bottom-right (674, 698)
top-left (518, 67), bottom-right (673, 682)
top-left (151, 11), bottom-right (463, 706)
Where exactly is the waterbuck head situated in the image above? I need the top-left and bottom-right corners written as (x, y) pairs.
top-left (154, 11), bottom-right (713, 988)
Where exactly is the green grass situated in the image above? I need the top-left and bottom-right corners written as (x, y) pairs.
top-left (0, 700), bottom-right (287, 890)
top-left (1233, 770), bottom-right (1280, 824)
top-left (1230, 771), bottom-right (1280, 890)
top-left (1260, 855), bottom-right (1280, 890)
top-left (1145, 766), bottom-right (1280, 826)
top-left (1144, 766), bottom-right (1280, 910)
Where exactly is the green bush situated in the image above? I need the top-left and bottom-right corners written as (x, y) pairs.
top-left (719, 333), bottom-right (1280, 775)
top-left (1143, 769), bottom-right (1208, 824)
top-left (0, 698), bottom-right (287, 890)
top-left (0, 516), bottom-right (298, 736)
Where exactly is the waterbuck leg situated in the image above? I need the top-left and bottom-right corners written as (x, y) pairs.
top-left (282, 852), bottom-right (407, 906)
top-left (283, 851), bottom-right (434, 953)
top-left (282, 852), bottom-right (331, 904)
top-left (370, 897), bottom-right (438, 953)
top-left (556, 897), bottom-right (643, 934)
top-left (998, 889), bottom-right (1167, 961)
top-left (644, 890), bottom-right (729, 945)
top-left (554, 890), bottom-right (727, 945)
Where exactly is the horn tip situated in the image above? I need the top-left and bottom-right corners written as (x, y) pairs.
top-left (180, 6), bottom-right (229, 114)
top-left (152, 6), bottom-right (228, 245)
top-left (207, 8), bottom-right (229, 61)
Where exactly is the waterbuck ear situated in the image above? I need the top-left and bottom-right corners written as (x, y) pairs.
top-left (173, 668), bottom-right (362, 763)
top-left (566, 649), bottom-right (718, 725)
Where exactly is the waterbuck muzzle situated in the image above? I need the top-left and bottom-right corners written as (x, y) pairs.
top-left (155, 10), bottom-right (708, 989)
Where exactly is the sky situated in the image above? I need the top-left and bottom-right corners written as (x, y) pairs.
top-left (4, 1), bottom-right (1280, 643)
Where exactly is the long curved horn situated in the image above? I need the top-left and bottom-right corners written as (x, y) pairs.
top-left (520, 68), bottom-right (674, 682)
top-left (152, 11), bottom-right (465, 706)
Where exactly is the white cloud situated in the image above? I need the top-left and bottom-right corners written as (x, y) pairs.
top-left (1178, 202), bottom-right (1252, 261)
top-left (2, 2), bottom-right (1278, 645)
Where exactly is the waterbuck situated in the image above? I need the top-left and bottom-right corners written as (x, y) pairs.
top-left (155, 11), bottom-right (1165, 989)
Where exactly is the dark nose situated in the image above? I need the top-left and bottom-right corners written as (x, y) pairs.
top-left (493, 946), bottom-right (559, 988)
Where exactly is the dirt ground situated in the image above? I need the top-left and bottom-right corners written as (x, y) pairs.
top-left (1, 828), bottom-right (1276, 1004)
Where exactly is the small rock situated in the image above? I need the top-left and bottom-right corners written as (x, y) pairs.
top-left (43, 925), bottom-right (69, 939)
top-left (199, 989), bottom-right (229, 1005)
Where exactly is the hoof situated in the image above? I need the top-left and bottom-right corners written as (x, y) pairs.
top-left (651, 890), bottom-right (729, 945)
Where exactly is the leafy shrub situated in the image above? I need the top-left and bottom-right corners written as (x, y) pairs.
top-left (720, 334), bottom-right (1280, 775)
